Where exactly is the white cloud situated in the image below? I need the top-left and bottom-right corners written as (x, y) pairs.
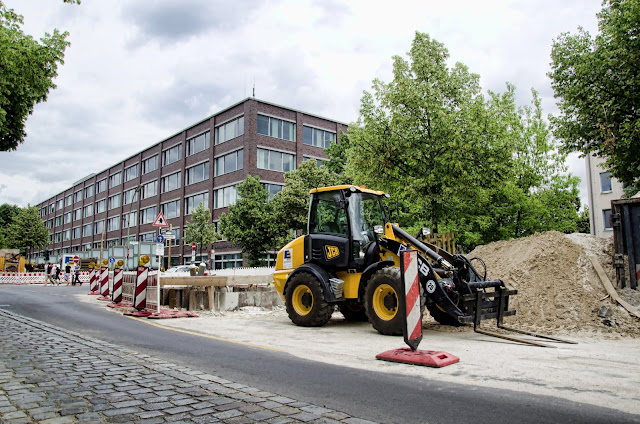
top-left (1, 0), bottom-right (602, 208)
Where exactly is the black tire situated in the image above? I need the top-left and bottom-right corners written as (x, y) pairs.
top-left (285, 272), bottom-right (333, 327)
top-left (426, 299), bottom-right (463, 326)
top-left (339, 301), bottom-right (368, 322)
top-left (364, 267), bottom-right (403, 335)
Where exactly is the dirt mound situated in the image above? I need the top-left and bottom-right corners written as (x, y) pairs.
top-left (467, 231), bottom-right (640, 338)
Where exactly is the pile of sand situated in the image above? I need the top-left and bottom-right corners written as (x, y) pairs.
top-left (466, 231), bottom-right (640, 338)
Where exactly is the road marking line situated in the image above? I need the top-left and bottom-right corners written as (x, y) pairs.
top-left (124, 315), bottom-right (285, 352)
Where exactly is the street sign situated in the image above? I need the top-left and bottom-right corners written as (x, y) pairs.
top-left (156, 234), bottom-right (165, 243)
top-left (156, 243), bottom-right (164, 256)
top-left (108, 257), bottom-right (115, 264)
top-left (163, 234), bottom-right (176, 240)
top-left (73, 255), bottom-right (80, 264)
top-left (152, 212), bottom-right (169, 227)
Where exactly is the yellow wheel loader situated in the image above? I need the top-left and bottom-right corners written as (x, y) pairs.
top-left (273, 185), bottom-right (518, 336)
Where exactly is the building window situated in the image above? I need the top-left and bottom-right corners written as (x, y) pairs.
top-left (94, 199), bottom-right (106, 214)
top-left (49, 204), bottom-right (55, 214)
top-left (142, 155), bottom-right (159, 175)
top-left (123, 187), bottom-right (139, 205)
top-left (63, 212), bottom-right (72, 224)
top-left (185, 192), bottom-right (209, 215)
top-left (185, 162), bottom-right (209, 185)
top-left (94, 220), bottom-right (105, 235)
top-left (64, 195), bottom-right (73, 207)
top-left (215, 116), bottom-right (244, 145)
top-left (83, 204), bottom-right (93, 218)
top-left (47, 219), bottom-right (53, 229)
top-left (139, 232), bottom-right (156, 242)
top-left (214, 185), bottom-right (237, 209)
top-left (108, 194), bottom-right (121, 210)
top-left (303, 125), bottom-right (336, 149)
top-left (107, 216), bottom-right (120, 232)
top-left (213, 253), bottom-right (243, 269)
top-left (125, 164), bottom-right (139, 182)
top-left (54, 232), bottom-right (62, 243)
top-left (55, 199), bottom-right (63, 210)
top-left (162, 144), bottom-right (182, 166)
top-left (257, 148), bottom-right (295, 173)
top-left (257, 114), bottom-right (295, 141)
top-left (82, 243), bottom-right (91, 251)
top-left (603, 209), bottom-right (613, 230)
top-left (187, 132), bottom-right (210, 156)
top-left (600, 172), bottom-right (612, 193)
top-left (161, 199), bottom-right (180, 219)
top-left (141, 180), bottom-right (158, 199)
top-left (139, 206), bottom-right (157, 225)
top-left (54, 216), bottom-right (62, 227)
top-left (122, 235), bottom-right (136, 246)
top-left (215, 149), bottom-right (243, 176)
top-left (82, 223), bottom-right (92, 237)
top-left (74, 191), bottom-right (82, 203)
top-left (303, 156), bottom-right (325, 166)
top-left (122, 211), bottom-right (137, 229)
top-left (72, 227), bottom-right (81, 239)
top-left (73, 208), bottom-right (81, 221)
top-left (109, 172), bottom-right (122, 188)
top-left (63, 230), bottom-right (71, 241)
top-left (84, 185), bottom-right (94, 199)
top-left (95, 179), bottom-right (107, 194)
top-left (161, 171), bottom-right (181, 193)
top-left (262, 183), bottom-right (283, 200)
top-left (40, 207), bottom-right (46, 217)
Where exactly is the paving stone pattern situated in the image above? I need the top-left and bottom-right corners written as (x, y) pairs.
top-left (0, 310), bottom-right (376, 424)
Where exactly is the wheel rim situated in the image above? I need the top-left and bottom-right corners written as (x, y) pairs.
top-left (292, 285), bottom-right (313, 316)
top-left (372, 284), bottom-right (398, 321)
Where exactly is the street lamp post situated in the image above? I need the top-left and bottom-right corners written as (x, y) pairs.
top-left (125, 185), bottom-right (142, 271)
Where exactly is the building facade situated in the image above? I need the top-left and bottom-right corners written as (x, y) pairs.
top-left (35, 98), bottom-right (347, 268)
top-left (585, 154), bottom-right (624, 238)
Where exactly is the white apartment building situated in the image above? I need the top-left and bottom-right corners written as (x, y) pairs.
top-left (585, 154), bottom-right (625, 238)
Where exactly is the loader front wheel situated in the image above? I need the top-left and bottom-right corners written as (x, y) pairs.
top-left (285, 272), bottom-right (333, 327)
top-left (364, 267), bottom-right (403, 335)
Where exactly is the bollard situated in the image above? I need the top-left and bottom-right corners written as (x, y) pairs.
top-left (112, 268), bottom-right (123, 303)
top-left (88, 268), bottom-right (100, 295)
top-left (100, 267), bottom-right (109, 296)
top-left (134, 266), bottom-right (148, 310)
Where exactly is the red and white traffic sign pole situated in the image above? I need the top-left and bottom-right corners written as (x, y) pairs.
top-left (376, 250), bottom-right (460, 368)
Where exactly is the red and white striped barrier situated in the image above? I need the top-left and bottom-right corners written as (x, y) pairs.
top-left (99, 267), bottom-right (109, 296)
top-left (401, 249), bottom-right (422, 350)
top-left (134, 266), bottom-right (148, 310)
top-left (112, 268), bottom-right (123, 303)
top-left (0, 272), bottom-right (46, 285)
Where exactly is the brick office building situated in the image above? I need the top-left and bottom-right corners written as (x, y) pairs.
top-left (35, 98), bottom-right (347, 268)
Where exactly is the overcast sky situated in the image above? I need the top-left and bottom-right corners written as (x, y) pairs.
top-left (0, 0), bottom-right (602, 208)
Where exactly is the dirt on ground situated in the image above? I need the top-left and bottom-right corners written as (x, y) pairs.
top-left (467, 231), bottom-right (640, 338)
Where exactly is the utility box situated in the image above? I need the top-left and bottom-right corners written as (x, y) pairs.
top-left (612, 198), bottom-right (640, 289)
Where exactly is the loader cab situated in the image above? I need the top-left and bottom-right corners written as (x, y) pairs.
top-left (306, 186), bottom-right (387, 272)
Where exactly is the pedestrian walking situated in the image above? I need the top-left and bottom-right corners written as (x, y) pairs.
top-left (64, 264), bottom-right (71, 286)
top-left (73, 265), bottom-right (81, 286)
top-left (54, 265), bottom-right (61, 286)
top-left (45, 263), bottom-right (52, 286)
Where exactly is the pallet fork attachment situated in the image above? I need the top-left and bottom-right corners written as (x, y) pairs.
top-left (461, 287), bottom-right (577, 348)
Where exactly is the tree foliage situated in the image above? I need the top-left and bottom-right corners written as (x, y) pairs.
top-left (219, 176), bottom-right (285, 267)
top-left (345, 31), bottom-right (581, 250)
top-left (0, 1), bottom-right (77, 151)
top-left (549, 0), bottom-right (640, 193)
top-left (6, 205), bottom-right (49, 259)
top-left (183, 203), bottom-right (220, 259)
top-left (0, 203), bottom-right (19, 248)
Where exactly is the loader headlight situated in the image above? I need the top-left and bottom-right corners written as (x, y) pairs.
top-left (374, 225), bottom-right (384, 234)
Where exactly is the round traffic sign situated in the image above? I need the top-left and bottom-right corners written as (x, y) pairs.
top-left (109, 257), bottom-right (116, 264)
top-left (73, 255), bottom-right (80, 264)
top-left (157, 234), bottom-right (165, 243)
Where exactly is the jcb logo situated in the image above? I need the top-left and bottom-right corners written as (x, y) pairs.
top-left (324, 245), bottom-right (340, 260)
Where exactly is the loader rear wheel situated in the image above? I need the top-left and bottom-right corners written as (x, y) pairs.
top-left (339, 301), bottom-right (368, 322)
top-left (364, 268), bottom-right (403, 335)
top-left (285, 272), bottom-right (333, 327)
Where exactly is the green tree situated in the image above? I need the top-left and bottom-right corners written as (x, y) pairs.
top-left (271, 159), bottom-right (344, 236)
top-left (183, 203), bottom-right (220, 261)
top-left (0, 0), bottom-right (78, 151)
top-left (219, 176), bottom-right (284, 267)
top-left (6, 206), bottom-right (49, 260)
top-left (576, 206), bottom-right (591, 233)
top-left (549, 0), bottom-right (640, 193)
top-left (0, 203), bottom-right (20, 248)
top-left (344, 31), bottom-right (580, 250)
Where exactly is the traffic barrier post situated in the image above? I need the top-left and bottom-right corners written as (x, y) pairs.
top-left (134, 266), bottom-right (148, 310)
top-left (112, 268), bottom-right (123, 303)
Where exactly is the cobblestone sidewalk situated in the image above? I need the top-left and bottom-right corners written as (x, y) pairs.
top-left (0, 309), bottom-right (375, 424)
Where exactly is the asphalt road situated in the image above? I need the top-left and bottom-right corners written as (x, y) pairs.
top-left (1, 284), bottom-right (639, 424)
